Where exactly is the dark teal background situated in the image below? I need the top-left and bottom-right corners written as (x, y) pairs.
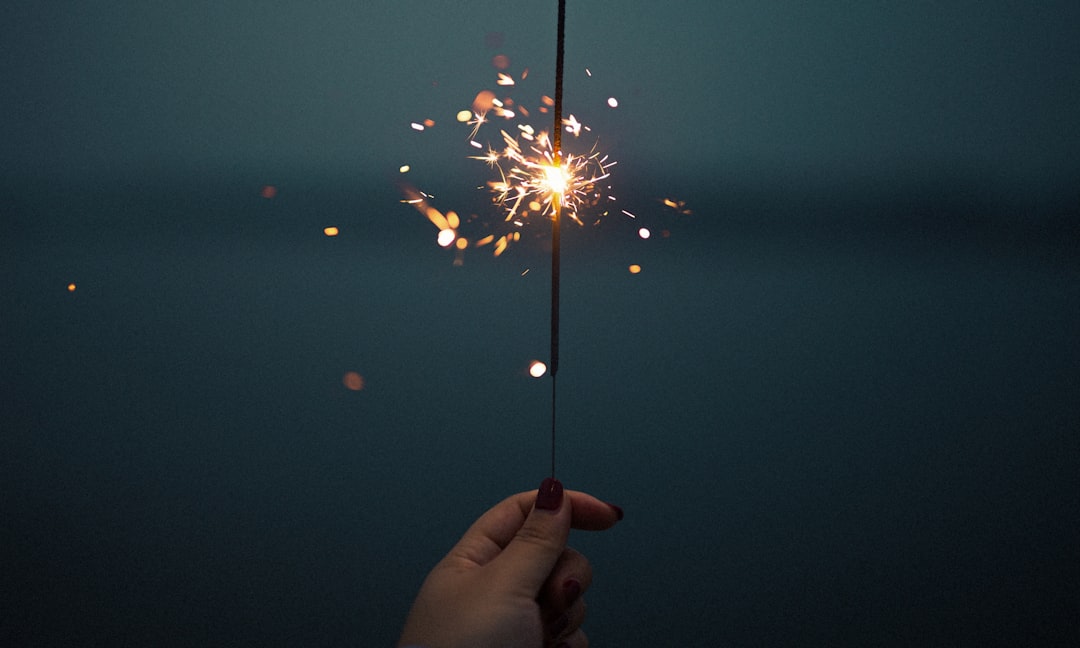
top-left (3, 1), bottom-right (1079, 645)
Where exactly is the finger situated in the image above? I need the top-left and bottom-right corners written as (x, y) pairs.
top-left (443, 484), bottom-right (623, 569)
top-left (544, 596), bottom-right (587, 645)
top-left (564, 491), bottom-right (623, 531)
top-left (489, 477), bottom-right (570, 596)
top-left (547, 627), bottom-right (588, 648)
top-left (538, 547), bottom-right (591, 613)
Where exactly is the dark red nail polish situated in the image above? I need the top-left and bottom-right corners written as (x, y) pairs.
top-left (606, 501), bottom-right (624, 521)
top-left (563, 578), bottom-right (582, 604)
top-left (536, 477), bottom-right (564, 511)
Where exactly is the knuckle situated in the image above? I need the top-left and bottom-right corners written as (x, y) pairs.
top-left (513, 522), bottom-right (561, 552)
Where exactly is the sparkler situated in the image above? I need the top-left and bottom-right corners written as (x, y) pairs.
top-left (402, 1), bottom-right (689, 478)
top-left (549, 0), bottom-right (566, 479)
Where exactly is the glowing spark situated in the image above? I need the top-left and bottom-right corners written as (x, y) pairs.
top-left (628, 264), bottom-right (642, 274)
top-left (663, 197), bottom-right (693, 214)
top-left (607, 97), bottom-right (618, 108)
top-left (437, 229), bottom-right (456, 247)
top-left (622, 209), bottom-right (636, 218)
top-left (324, 227), bottom-right (340, 237)
top-left (67, 283), bottom-right (76, 292)
top-left (638, 227), bottom-right (651, 239)
top-left (343, 372), bottom-right (365, 391)
top-left (466, 112), bottom-right (488, 139)
top-left (473, 91), bottom-right (495, 111)
top-left (471, 119), bottom-right (613, 230)
top-left (399, 165), bottom-right (410, 173)
top-left (562, 114), bottom-right (582, 137)
top-left (403, 51), bottom-right (637, 261)
top-left (529, 360), bottom-right (548, 378)
top-left (542, 164), bottom-right (569, 196)
top-left (401, 187), bottom-right (468, 253)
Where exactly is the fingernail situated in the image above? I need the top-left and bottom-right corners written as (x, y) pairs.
top-left (536, 477), bottom-right (564, 511)
top-left (605, 501), bottom-right (624, 521)
top-left (563, 578), bottom-right (582, 604)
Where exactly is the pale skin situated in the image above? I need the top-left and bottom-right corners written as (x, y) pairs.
top-left (398, 479), bottom-right (622, 648)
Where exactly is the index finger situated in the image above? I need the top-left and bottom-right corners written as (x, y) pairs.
top-left (445, 488), bottom-right (621, 569)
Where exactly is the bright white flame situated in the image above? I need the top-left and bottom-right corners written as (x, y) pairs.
top-left (542, 164), bottom-right (570, 196)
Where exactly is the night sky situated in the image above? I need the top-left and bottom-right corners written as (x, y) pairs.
top-left (3, 1), bottom-right (1079, 646)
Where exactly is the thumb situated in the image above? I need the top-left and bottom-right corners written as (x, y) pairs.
top-left (489, 477), bottom-right (570, 596)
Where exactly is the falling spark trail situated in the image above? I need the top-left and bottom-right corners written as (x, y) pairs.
top-left (550, 0), bottom-right (566, 480)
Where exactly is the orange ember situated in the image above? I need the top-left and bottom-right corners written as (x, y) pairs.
top-left (343, 372), bottom-right (365, 391)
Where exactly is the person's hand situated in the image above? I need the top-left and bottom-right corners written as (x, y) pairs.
top-left (398, 478), bottom-right (623, 648)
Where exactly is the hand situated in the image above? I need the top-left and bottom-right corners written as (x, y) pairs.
top-left (398, 478), bottom-right (623, 648)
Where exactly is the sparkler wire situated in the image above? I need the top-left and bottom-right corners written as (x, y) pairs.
top-left (550, 0), bottom-right (566, 479)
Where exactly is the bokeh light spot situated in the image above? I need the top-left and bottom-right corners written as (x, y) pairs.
top-left (67, 283), bottom-right (76, 292)
top-left (260, 185), bottom-right (277, 199)
top-left (472, 90), bottom-right (497, 113)
top-left (437, 229), bottom-right (456, 247)
top-left (629, 264), bottom-right (642, 274)
top-left (492, 54), bottom-right (510, 70)
top-left (343, 372), bottom-right (365, 391)
top-left (529, 361), bottom-right (547, 378)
